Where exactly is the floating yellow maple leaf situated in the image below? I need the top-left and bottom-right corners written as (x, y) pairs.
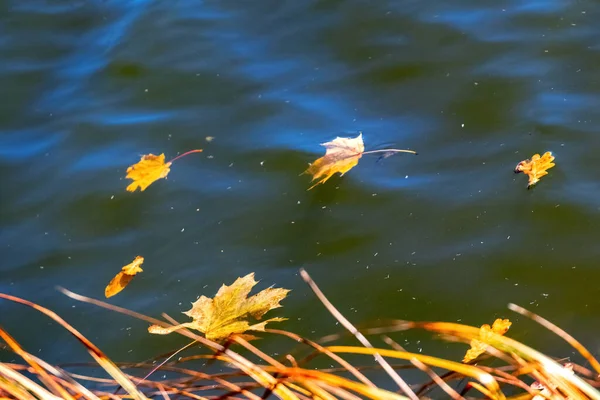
top-left (125, 149), bottom-right (203, 192)
top-left (514, 151), bottom-right (555, 188)
top-left (105, 256), bottom-right (144, 298)
top-left (148, 273), bottom-right (289, 341)
top-left (304, 133), bottom-right (417, 190)
top-left (463, 318), bottom-right (512, 363)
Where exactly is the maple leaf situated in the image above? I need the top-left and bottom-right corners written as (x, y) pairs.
top-left (304, 133), bottom-right (417, 190)
top-left (148, 273), bottom-right (289, 341)
top-left (105, 256), bottom-right (144, 298)
top-left (514, 151), bottom-right (555, 188)
top-left (463, 318), bottom-right (511, 363)
top-left (125, 149), bottom-right (203, 192)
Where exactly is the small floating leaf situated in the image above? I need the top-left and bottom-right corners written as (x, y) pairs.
top-left (515, 151), bottom-right (555, 188)
top-left (105, 256), bottom-right (144, 298)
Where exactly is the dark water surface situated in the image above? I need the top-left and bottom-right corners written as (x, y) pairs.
top-left (2, 0), bottom-right (600, 381)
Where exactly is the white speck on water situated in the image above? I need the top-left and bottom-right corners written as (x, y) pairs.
top-left (507, 236), bottom-right (510, 239)
top-left (260, 161), bottom-right (264, 166)
top-left (181, 228), bottom-right (185, 232)
top-left (405, 175), bottom-right (408, 179)
top-left (374, 252), bottom-right (378, 257)
top-left (110, 195), bottom-right (114, 199)
top-left (461, 123), bottom-right (465, 127)
top-left (196, 208), bottom-right (200, 211)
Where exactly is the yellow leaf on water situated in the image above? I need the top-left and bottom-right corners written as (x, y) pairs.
top-left (463, 319), bottom-right (511, 363)
top-left (105, 256), bottom-right (144, 298)
top-left (125, 149), bottom-right (203, 192)
top-left (126, 154), bottom-right (172, 192)
top-left (148, 273), bottom-right (289, 341)
top-left (514, 151), bottom-right (555, 188)
top-left (304, 134), bottom-right (417, 190)
top-left (305, 134), bottom-right (365, 190)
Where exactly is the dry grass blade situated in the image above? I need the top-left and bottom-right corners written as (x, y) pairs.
top-left (313, 381), bottom-right (363, 400)
top-left (414, 321), bottom-right (600, 400)
top-left (0, 373), bottom-right (38, 400)
top-left (25, 355), bottom-right (101, 400)
top-left (266, 328), bottom-right (376, 388)
top-left (410, 357), bottom-right (464, 400)
top-left (0, 293), bottom-right (149, 400)
top-left (271, 368), bottom-right (408, 400)
top-left (58, 288), bottom-right (300, 400)
top-left (381, 335), bottom-right (463, 399)
top-left (299, 268), bottom-right (418, 400)
top-left (298, 381), bottom-right (337, 400)
top-left (508, 303), bottom-right (600, 376)
top-left (0, 325), bottom-right (75, 400)
top-left (0, 363), bottom-right (62, 400)
top-left (325, 346), bottom-right (504, 399)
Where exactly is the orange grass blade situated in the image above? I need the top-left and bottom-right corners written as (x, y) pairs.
top-left (299, 268), bottom-right (418, 400)
top-left (409, 357), bottom-right (464, 400)
top-left (0, 376), bottom-right (37, 400)
top-left (414, 321), bottom-right (600, 400)
top-left (325, 346), bottom-right (504, 399)
top-left (0, 326), bottom-right (75, 400)
top-left (24, 355), bottom-right (101, 400)
top-left (274, 368), bottom-right (409, 400)
top-left (0, 293), bottom-right (149, 400)
top-left (299, 381), bottom-right (338, 400)
top-left (468, 382), bottom-right (495, 398)
top-left (509, 303), bottom-right (600, 375)
top-left (0, 363), bottom-right (62, 400)
top-left (266, 328), bottom-right (376, 388)
top-left (312, 382), bottom-right (364, 400)
top-left (57, 288), bottom-right (299, 400)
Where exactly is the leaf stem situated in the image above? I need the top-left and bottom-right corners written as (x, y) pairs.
top-left (362, 149), bottom-right (418, 155)
top-left (168, 149), bottom-right (203, 163)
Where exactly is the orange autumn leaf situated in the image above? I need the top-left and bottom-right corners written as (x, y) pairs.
top-left (305, 134), bottom-right (365, 190)
top-left (125, 149), bottom-right (203, 192)
top-left (105, 256), bottom-right (144, 298)
top-left (148, 273), bottom-right (289, 341)
top-left (126, 154), bottom-right (171, 192)
top-left (463, 319), bottom-right (512, 363)
top-left (514, 151), bottom-right (555, 188)
top-left (304, 133), bottom-right (416, 190)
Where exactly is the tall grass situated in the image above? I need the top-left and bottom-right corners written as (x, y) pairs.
top-left (1, 269), bottom-right (598, 400)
